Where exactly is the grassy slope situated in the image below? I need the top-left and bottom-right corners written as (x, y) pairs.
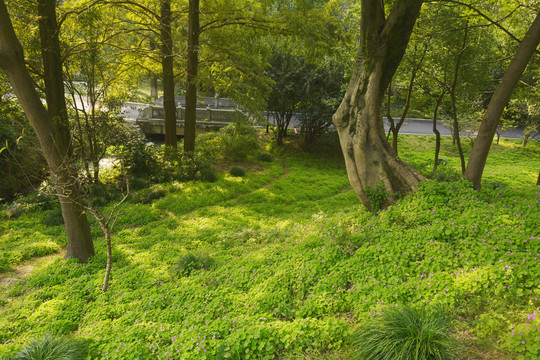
top-left (0, 135), bottom-right (539, 360)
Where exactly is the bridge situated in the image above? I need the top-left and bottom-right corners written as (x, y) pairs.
top-left (122, 96), bottom-right (245, 136)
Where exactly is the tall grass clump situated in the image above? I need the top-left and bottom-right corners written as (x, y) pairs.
top-left (11, 334), bottom-right (87, 360)
top-left (353, 307), bottom-right (457, 360)
top-left (175, 252), bottom-right (215, 276)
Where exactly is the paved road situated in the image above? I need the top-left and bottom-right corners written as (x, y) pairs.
top-left (123, 104), bottom-right (536, 140)
top-left (382, 118), bottom-right (533, 140)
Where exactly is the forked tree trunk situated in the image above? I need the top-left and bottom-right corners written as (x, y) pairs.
top-left (184, 0), bottom-right (199, 153)
top-left (0, 0), bottom-right (94, 262)
top-left (333, 0), bottom-right (424, 211)
top-left (160, 0), bottom-right (177, 149)
top-left (465, 13), bottom-right (540, 189)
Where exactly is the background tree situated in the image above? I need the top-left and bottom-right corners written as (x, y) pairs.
top-left (464, 9), bottom-right (540, 188)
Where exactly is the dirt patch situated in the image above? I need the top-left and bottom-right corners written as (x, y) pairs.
top-left (0, 252), bottom-right (62, 288)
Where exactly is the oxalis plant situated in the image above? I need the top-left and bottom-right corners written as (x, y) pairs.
top-left (353, 306), bottom-right (459, 360)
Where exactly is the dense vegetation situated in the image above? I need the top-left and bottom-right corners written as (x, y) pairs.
top-left (0, 134), bottom-right (538, 359)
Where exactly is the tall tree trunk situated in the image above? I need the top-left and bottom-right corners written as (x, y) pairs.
top-left (387, 45), bottom-right (425, 156)
top-left (465, 13), bottom-right (540, 189)
top-left (160, 0), bottom-right (177, 149)
top-left (333, 0), bottom-right (424, 211)
top-left (0, 0), bottom-right (94, 262)
top-left (432, 91), bottom-right (445, 171)
top-left (37, 0), bottom-right (70, 147)
top-left (449, 24), bottom-right (468, 175)
top-left (150, 74), bottom-right (158, 98)
top-left (184, 0), bottom-right (199, 153)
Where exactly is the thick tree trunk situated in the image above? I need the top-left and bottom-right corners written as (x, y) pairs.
top-left (465, 13), bottom-right (540, 189)
top-left (37, 0), bottom-right (70, 147)
top-left (333, 0), bottom-right (424, 211)
top-left (160, 0), bottom-right (177, 149)
top-left (184, 0), bottom-right (199, 153)
top-left (0, 0), bottom-right (94, 262)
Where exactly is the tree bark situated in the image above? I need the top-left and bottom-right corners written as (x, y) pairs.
top-left (465, 13), bottom-right (540, 189)
top-left (37, 0), bottom-right (70, 148)
top-left (0, 0), bottom-right (94, 262)
top-left (160, 0), bottom-right (177, 149)
top-left (449, 24), bottom-right (468, 175)
top-left (333, 0), bottom-right (424, 211)
top-left (150, 74), bottom-right (158, 98)
top-left (432, 91), bottom-right (445, 171)
top-left (184, 0), bottom-right (199, 153)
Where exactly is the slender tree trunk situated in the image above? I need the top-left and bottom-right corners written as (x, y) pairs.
top-left (333, 0), bottom-right (424, 211)
top-left (150, 75), bottom-right (158, 98)
top-left (432, 91), bottom-right (445, 171)
top-left (465, 13), bottom-right (540, 189)
top-left (0, 0), bottom-right (94, 262)
top-left (449, 24), bottom-right (468, 175)
top-left (537, 171), bottom-right (540, 186)
top-left (386, 86), bottom-right (395, 140)
top-left (160, 0), bottom-right (177, 149)
top-left (522, 133), bottom-right (530, 147)
top-left (184, 0), bottom-right (199, 153)
top-left (450, 91), bottom-right (466, 173)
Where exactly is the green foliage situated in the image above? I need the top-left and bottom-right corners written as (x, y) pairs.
top-left (353, 307), bottom-right (457, 360)
top-left (229, 167), bottom-right (245, 177)
top-left (175, 252), bottom-right (215, 277)
top-left (0, 136), bottom-right (538, 359)
top-left (130, 184), bottom-right (168, 204)
top-left (257, 153), bottom-right (272, 162)
top-left (109, 140), bottom-right (156, 179)
top-left (0, 99), bottom-right (45, 200)
top-left (11, 334), bottom-right (87, 360)
top-left (200, 168), bottom-right (218, 183)
top-left (197, 117), bottom-right (259, 162)
top-left (365, 183), bottom-right (387, 213)
top-left (42, 207), bottom-right (64, 227)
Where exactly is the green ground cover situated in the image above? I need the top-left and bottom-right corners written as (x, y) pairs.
top-left (0, 135), bottom-right (539, 359)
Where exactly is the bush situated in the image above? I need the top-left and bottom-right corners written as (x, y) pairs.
top-left (229, 167), bottom-right (245, 177)
top-left (200, 168), bottom-right (217, 183)
top-left (353, 306), bottom-right (457, 360)
top-left (257, 153), bottom-right (272, 162)
top-left (109, 140), bottom-right (157, 179)
top-left (0, 102), bottom-right (46, 200)
top-left (11, 334), bottom-right (87, 360)
top-left (43, 207), bottom-right (64, 226)
top-left (175, 252), bottom-right (215, 277)
top-left (131, 184), bottom-right (167, 204)
top-left (197, 117), bottom-right (259, 162)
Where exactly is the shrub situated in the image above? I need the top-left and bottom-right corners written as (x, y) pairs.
top-left (131, 184), bottom-right (167, 204)
top-left (229, 167), bottom-right (245, 177)
top-left (200, 168), bottom-right (217, 183)
top-left (257, 153), bottom-right (272, 162)
top-left (109, 140), bottom-right (157, 179)
top-left (365, 183), bottom-right (387, 213)
top-left (11, 334), bottom-right (87, 360)
top-left (197, 117), bottom-right (259, 162)
top-left (175, 252), bottom-right (215, 277)
top-left (43, 207), bottom-right (64, 226)
top-left (353, 307), bottom-right (457, 360)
